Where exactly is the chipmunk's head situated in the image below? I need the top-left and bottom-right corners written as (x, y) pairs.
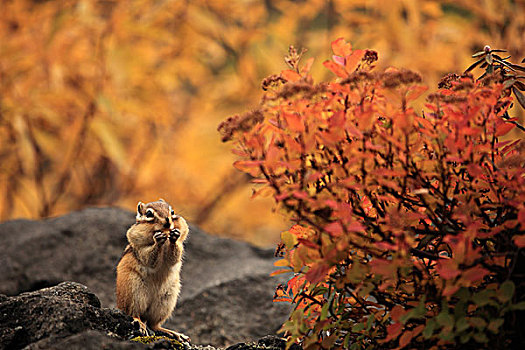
top-left (135, 199), bottom-right (188, 242)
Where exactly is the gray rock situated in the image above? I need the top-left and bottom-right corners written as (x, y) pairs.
top-left (0, 208), bottom-right (292, 347)
top-left (0, 282), bottom-right (137, 350)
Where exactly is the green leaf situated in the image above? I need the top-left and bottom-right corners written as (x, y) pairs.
top-left (344, 334), bottom-right (351, 349)
top-left (423, 319), bottom-right (436, 339)
top-left (472, 290), bottom-right (492, 306)
top-left (455, 317), bottom-right (470, 333)
top-left (469, 317), bottom-right (487, 330)
top-left (510, 301), bottom-right (525, 310)
top-left (400, 299), bottom-right (426, 324)
top-left (454, 287), bottom-right (470, 300)
top-left (320, 301), bottom-right (329, 320)
top-left (487, 318), bottom-right (504, 333)
top-left (498, 280), bottom-right (515, 303)
top-left (281, 230), bottom-right (298, 249)
top-left (460, 333), bottom-right (471, 344)
top-left (473, 332), bottom-right (489, 343)
top-left (365, 315), bottom-right (374, 331)
top-left (436, 312), bottom-right (453, 327)
top-left (352, 322), bottom-right (365, 332)
top-left (439, 330), bottom-right (454, 341)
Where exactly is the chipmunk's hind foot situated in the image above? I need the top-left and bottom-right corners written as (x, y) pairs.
top-left (132, 317), bottom-right (155, 337)
top-left (152, 325), bottom-right (190, 342)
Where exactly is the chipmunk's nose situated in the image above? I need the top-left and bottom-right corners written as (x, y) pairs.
top-left (164, 217), bottom-right (171, 229)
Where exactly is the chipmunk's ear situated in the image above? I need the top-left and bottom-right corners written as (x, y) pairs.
top-left (137, 202), bottom-right (145, 217)
top-left (158, 198), bottom-right (166, 203)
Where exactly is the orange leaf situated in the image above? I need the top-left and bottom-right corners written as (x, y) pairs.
top-left (283, 112), bottom-right (305, 132)
top-left (301, 57), bottom-right (315, 75)
top-left (406, 85), bottom-right (428, 102)
top-left (270, 269), bottom-right (290, 276)
top-left (345, 49), bottom-right (366, 72)
top-left (412, 325), bottom-right (424, 337)
top-left (281, 69), bottom-right (302, 82)
top-left (398, 330), bottom-right (413, 349)
top-left (331, 37), bottom-right (352, 57)
top-left (274, 259), bottom-right (290, 267)
top-left (323, 60), bottom-right (349, 78)
top-left (233, 160), bottom-right (263, 177)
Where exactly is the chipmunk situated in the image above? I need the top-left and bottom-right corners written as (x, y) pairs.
top-left (116, 199), bottom-right (189, 341)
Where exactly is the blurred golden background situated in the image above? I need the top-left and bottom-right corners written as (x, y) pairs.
top-left (1, 0), bottom-right (524, 246)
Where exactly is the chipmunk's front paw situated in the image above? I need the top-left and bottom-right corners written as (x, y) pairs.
top-left (153, 231), bottom-right (168, 244)
top-left (169, 228), bottom-right (180, 242)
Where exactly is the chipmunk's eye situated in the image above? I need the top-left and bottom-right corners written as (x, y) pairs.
top-left (171, 210), bottom-right (175, 216)
top-left (146, 209), bottom-right (155, 219)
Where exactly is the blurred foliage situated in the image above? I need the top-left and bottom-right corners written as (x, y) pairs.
top-left (1, 0), bottom-right (524, 246)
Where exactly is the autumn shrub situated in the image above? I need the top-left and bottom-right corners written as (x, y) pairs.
top-left (219, 39), bottom-right (525, 349)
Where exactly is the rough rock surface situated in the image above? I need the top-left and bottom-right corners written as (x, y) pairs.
top-left (0, 208), bottom-right (291, 348)
top-left (0, 282), bottom-right (137, 350)
top-left (0, 282), bottom-right (293, 350)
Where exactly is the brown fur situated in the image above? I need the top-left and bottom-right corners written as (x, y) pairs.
top-left (116, 199), bottom-right (189, 340)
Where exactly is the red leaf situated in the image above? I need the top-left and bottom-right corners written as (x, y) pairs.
top-left (325, 222), bottom-right (343, 237)
top-left (370, 258), bottom-right (395, 277)
top-left (495, 122), bottom-right (515, 136)
top-left (297, 238), bottom-right (319, 249)
top-left (514, 235), bottom-right (525, 248)
top-left (329, 111), bottom-right (345, 128)
top-left (305, 263), bottom-right (330, 283)
top-left (435, 259), bottom-right (460, 280)
top-left (381, 322), bottom-right (402, 342)
top-left (391, 305), bottom-right (406, 322)
top-left (463, 266), bottom-right (489, 283)
top-left (346, 222), bottom-right (365, 232)
top-left (443, 284), bottom-right (460, 297)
